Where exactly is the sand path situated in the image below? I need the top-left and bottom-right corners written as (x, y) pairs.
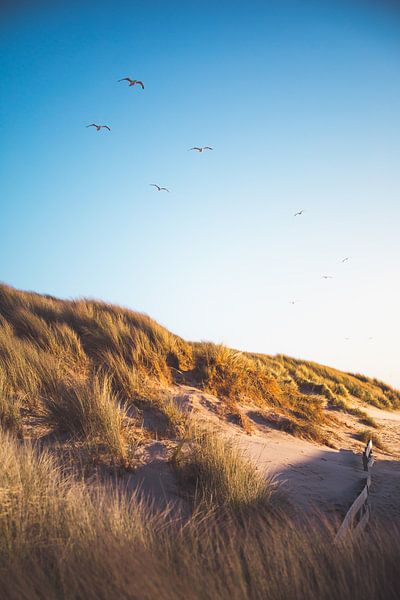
top-left (175, 387), bottom-right (400, 517)
top-left (131, 387), bottom-right (400, 520)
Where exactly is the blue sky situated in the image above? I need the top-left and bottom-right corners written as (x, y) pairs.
top-left (1, 0), bottom-right (400, 386)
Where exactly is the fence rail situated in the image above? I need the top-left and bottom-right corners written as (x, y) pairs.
top-left (335, 440), bottom-right (374, 543)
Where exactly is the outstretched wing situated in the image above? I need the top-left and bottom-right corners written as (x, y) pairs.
top-left (135, 81), bottom-right (144, 89)
top-left (118, 77), bottom-right (132, 83)
top-left (150, 184), bottom-right (160, 190)
top-left (189, 147), bottom-right (201, 151)
top-left (203, 146), bottom-right (213, 150)
top-left (103, 126), bottom-right (111, 131)
top-left (160, 188), bottom-right (170, 192)
top-left (86, 124), bottom-right (97, 128)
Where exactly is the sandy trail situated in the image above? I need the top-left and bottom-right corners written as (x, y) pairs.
top-left (130, 387), bottom-right (400, 519)
top-left (173, 387), bottom-right (369, 514)
top-left (175, 387), bottom-right (400, 517)
top-left (233, 428), bottom-right (365, 514)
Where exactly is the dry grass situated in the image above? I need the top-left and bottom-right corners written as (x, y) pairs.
top-left (0, 429), bottom-right (399, 599)
top-left (357, 429), bottom-right (387, 451)
top-left (0, 373), bottom-right (23, 437)
top-left (41, 374), bottom-right (128, 463)
top-left (256, 409), bottom-right (328, 443)
top-left (359, 414), bottom-right (379, 429)
top-left (0, 282), bottom-right (398, 454)
top-left (192, 343), bottom-right (329, 441)
top-left (259, 354), bottom-right (400, 411)
top-left (173, 426), bottom-right (280, 511)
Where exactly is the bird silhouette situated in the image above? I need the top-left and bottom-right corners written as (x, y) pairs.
top-left (189, 146), bottom-right (213, 152)
top-left (118, 78), bottom-right (144, 89)
top-left (341, 257), bottom-right (350, 263)
top-left (150, 184), bottom-right (170, 192)
top-left (294, 210), bottom-right (305, 216)
top-left (86, 124), bottom-right (111, 132)
top-left (321, 275), bottom-right (333, 279)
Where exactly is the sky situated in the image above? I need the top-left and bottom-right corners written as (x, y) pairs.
top-left (1, 0), bottom-right (400, 387)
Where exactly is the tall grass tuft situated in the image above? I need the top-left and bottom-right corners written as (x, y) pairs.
top-left (41, 374), bottom-right (128, 462)
top-left (0, 373), bottom-right (23, 437)
top-left (173, 426), bottom-right (279, 511)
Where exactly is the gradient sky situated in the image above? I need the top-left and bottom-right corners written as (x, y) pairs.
top-left (1, 0), bottom-right (400, 387)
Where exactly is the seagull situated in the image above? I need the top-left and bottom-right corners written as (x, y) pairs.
top-left (294, 210), bottom-right (305, 217)
top-left (321, 275), bottom-right (333, 279)
top-left (86, 124), bottom-right (111, 132)
top-left (150, 184), bottom-right (170, 192)
top-left (118, 77), bottom-right (144, 89)
top-left (341, 257), bottom-right (351, 263)
top-left (189, 146), bottom-right (213, 152)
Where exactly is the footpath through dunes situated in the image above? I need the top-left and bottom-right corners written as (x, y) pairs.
top-left (162, 385), bottom-right (400, 519)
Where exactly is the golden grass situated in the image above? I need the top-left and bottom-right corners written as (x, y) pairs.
top-left (0, 429), bottom-right (399, 599)
top-left (0, 282), bottom-right (398, 451)
top-left (173, 426), bottom-right (280, 511)
top-left (41, 374), bottom-right (128, 463)
top-left (359, 414), bottom-right (379, 429)
top-left (357, 429), bottom-right (387, 451)
top-left (0, 373), bottom-right (23, 438)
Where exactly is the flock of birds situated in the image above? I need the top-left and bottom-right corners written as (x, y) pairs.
top-left (85, 75), bottom-right (365, 342)
top-left (86, 76), bottom-right (213, 195)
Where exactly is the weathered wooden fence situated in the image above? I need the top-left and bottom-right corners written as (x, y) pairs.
top-left (335, 439), bottom-right (374, 543)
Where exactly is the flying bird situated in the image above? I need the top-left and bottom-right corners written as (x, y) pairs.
top-left (118, 78), bottom-right (144, 89)
top-left (86, 124), bottom-right (111, 132)
top-left (321, 275), bottom-right (333, 279)
top-left (341, 257), bottom-right (351, 263)
top-left (150, 184), bottom-right (170, 192)
top-left (294, 210), bottom-right (305, 217)
top-left (189, 146), bottom-right (213, 152)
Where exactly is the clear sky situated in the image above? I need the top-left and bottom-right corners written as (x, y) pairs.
top-left (1, 0), bottom-right (400, 387)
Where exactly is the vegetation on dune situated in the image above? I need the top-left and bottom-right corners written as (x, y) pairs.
top-left (0, 284), bottom-right (399, 597)
top-left (40, 374), bottom-right (128, 463)
top-left (173, 426), bottom-right (279, 511)
top-left (357, 429), bottom-right (387, 452)
top-left (0, 283), bottom-right (398, 453)
top-left (0, 429), bottom-right (399, 600)
top-left (192, 342), bottom-right (328, 441)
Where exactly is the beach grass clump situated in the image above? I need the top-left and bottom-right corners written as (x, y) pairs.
top-left (41, 374), bottom-right (128, 462)
top-left (0, 374), bottom-right (23, 437)
top-left (357, 428), bottom-right (386, 451)
top-left (173, 426), bottom-right (279, 511)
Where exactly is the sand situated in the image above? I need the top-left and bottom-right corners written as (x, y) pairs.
top-left (129, 385), bottom-right (400, 519)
